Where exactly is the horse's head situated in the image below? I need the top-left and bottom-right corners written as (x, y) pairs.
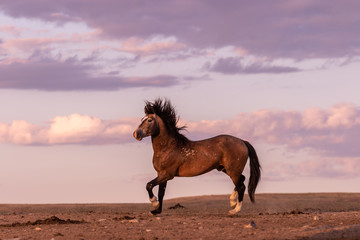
top-left (133, 114), bottom-right (160, 141)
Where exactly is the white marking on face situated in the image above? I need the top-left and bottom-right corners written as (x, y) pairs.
top-left (141, 115), bottom-right (149, 123)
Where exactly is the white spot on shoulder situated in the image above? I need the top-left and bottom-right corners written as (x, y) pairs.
top-left (182, 148), bottom-right (196, 158)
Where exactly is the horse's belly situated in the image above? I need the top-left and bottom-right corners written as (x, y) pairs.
top-left (176, 158), bottom-right (219, 177)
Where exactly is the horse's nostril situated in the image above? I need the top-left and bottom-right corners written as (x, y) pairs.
top-left (133, 130), bottom-right (143, 141)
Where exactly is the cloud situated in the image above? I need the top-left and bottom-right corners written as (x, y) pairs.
top-left (1, 104), bottom-right (359, 159)
top-left (264, 157), bottom-right (360, 181)
top-left (0, 24), bottom-right (24, 37)
top-left (204, 57), bottom-right (300, 74)
top-left (298, 157), bottom-right (360, 178)
top-left (0, 22), bottom-right (190, 91)
top-left (1, 0), bottom-right (359, 58)
top-left (0, 114), bottom-right (137, 145)
top-left (2, 1), bottom-right (358, 92)
top-left (2, 37), bottom-right (66, 53)
top-left (2, 104), bottom-right (359, 180)
top-left (2, 105), bottom-right (359, 182)
top-left (0, 57), bottom-right (179, 91)
top-left (0, 120), bottom-right (42, 145)
top-left (186, 103), bottom-right (360, 157)
top-left (0, 28), bottom-right (101, 56)
top-left (118, 36), bottom-right (187, 55)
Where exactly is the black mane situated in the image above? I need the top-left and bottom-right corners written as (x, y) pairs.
top-left (144, 98), bottom-right (188, 145)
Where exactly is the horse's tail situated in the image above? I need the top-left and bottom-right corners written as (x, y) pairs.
top-left (244, 141), bottom-right (261, 203)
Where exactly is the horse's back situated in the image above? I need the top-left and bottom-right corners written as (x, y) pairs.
top-left (194, 134), bottom-right (243, 143)
top-left (216, 134), bottom-right (248, 156)
top-left (191, 134), bottom-right (248, 162)
top-left (197, 134), bottom-right (247, 150)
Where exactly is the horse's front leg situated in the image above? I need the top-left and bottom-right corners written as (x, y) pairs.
top-left (146, 178), bottom-right (160, 209)
top-left (150, 181), bottom-right (167, 215)
top-left (146, 176), bottom-right (170, 215)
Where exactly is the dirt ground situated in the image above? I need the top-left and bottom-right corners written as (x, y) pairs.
top-left (0, 193), bottom-right (359, 240)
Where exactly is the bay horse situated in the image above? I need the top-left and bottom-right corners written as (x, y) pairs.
top-left (133, 98), bottom-right (261, 215)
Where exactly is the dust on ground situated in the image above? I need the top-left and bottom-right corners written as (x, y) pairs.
top-left (0, 193), bottom-right (359, 240)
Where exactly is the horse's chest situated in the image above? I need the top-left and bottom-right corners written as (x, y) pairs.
top-left (152, 151), bottom-right (179, 171)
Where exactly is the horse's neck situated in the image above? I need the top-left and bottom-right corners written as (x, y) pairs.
top-left (151, 117), bottom-right (176, 152)
top-left (151, 135), bottom-right (175, 152)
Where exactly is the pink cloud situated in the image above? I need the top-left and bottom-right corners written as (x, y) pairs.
top-left (1, 0), bottom-right (359, 58)
top-left (1, 29), bottom-right (101, 57)
top-left (1, 104), bottom-right (359, 181)
top-left (0, 114), bottom-right (137, 145)
top-left (0, 25), bottom-right (25, 36)
top-left (1, 104), bottom-right (359, 159)
top-left (264, 157), bottom-right (360, 181)
top-left (186, 103), bottom-right (360, 157)
top-left (47, 114), bottom-right (103, 144)
top-left (2, 37), bottom-right (67, 54)
top-left (118, 37), bottom-right (187, 55)
top-left (0, 120), bottom-right (42, 145)
top-left (303, 104), bottom-right (359, 129)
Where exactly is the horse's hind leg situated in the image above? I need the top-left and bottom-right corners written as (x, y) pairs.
top-left (229, 174), bottom-right (246, 215)
top-left (230, 189), bottom-right (238, 209)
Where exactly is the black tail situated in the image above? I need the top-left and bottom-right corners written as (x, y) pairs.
top-left (244, 141), bottom-right (261, 203)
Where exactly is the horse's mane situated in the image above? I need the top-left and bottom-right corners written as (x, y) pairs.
top-left (144, 98), bottom-right (188, 145)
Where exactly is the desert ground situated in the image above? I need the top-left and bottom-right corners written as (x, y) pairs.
top-left (0, 193), bottom-right (359, 240)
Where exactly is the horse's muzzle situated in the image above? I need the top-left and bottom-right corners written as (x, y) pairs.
top-left (133, 130), bottom-right (143, 141)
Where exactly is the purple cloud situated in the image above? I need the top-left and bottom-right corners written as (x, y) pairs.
top-left (1, 103), bottom-right (359, 180)
top-left (0, 57), bottom-right (179, 91)
top-left (1, 0), bottom-right (359, 58)
top-left (4, 103), bottom-right (355, 160)
top-left (264, 157), bottom-right (360, 181)
top-left (204, 57), bottom-right (300, 74)
top-left (186, 103), bottom-right (360, 158)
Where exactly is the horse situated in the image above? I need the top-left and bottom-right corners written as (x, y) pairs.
top-left (133, 98), bottom-right (261, 215)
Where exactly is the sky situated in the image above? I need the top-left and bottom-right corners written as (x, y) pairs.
top-left (0, 0), bottom-right (360, 203)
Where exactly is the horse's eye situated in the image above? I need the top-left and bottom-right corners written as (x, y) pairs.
top-left (148, 118), bottom-right (153, 122)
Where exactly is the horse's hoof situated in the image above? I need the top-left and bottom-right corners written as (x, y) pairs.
top-left (228, 209), bottom-right (239, 215)
top-left (149, 209), bottom-right (161, 216)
